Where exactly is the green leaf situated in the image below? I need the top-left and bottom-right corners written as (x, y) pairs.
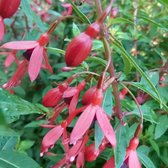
top-left (92, 40), bottom-right (103, 50)
top-left (121, 54), bottom-right (132, 75)
top-left (137, 148), bottom-right (156, 168)
top-left (155, 115), bottom-right (168, 139)
top-left (113, 39), bottom-right (162, 106)
top-left (158, 0), bottom-right (168, 7)
top-left (0, 151), bottom-right (41, 168)
top-left (94, 121), bottom-right (104, 150)
top-left (110, 17), bottom-right (134, 25)
top-left (0, 88), bottom-right (44, 123)
top-left (132, 104), bottom-right (157, 123)
top-left (47, 47), bottom-right (65, 55)
top-left (102, 87), bottom-right (113, 116)
top-left (129, 82), bottom-right (168, 111)
top-left (87, 57), bottom-right (107, 66)
top-left (18, 140), bottom-right (34, 152)
top-left (149, 139), bottom-right (160, 156)
top-left (21, 0), bottom-right (46, 31)
top-left (114, 126), bottom-right (128, 168)
top-left (68, 0), bottom-right (90, 24)
top-left (0, 127), bottom-right (19, 151)
top-left (72, 23), bottom-right (80, 36)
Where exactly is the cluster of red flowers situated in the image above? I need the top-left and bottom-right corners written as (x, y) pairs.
top-left (0, 0), bottom-right (142, 167)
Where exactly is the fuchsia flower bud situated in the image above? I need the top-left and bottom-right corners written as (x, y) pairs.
top-left (0, 0), bottom-right (21, 19)
top-left (0, 0), bottom-right (21, 42)
top-left (65, 22), bottom-right (101, 67)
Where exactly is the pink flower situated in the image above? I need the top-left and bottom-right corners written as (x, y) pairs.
top-left (63, 80), bottom-right (86, 113)
top-left (3, 60), bottom-right (28, 89)
top-left (124, 137), bottom-right (141, 168)
top-left (42, 77), bottom-right (74, 107)
top-left (1, 33), bottom-right (51, 81)
top-left (70, 88), bottom-right (116, 148)
top-left (62, 3), bottom-right (73, 16)
top-left (65, 22), bottom-right (100, 67)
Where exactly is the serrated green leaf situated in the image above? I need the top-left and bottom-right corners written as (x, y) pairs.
top-left (68, 0), bottom-right (90, 24)
top-left (155, 115), bottom-right (168, 139)
top-left (137, 148), bottom-right (156, 168)
top-left (0, 88), bottom-right (44, 123)
top-left (0, 151), bottom-right (41, 168)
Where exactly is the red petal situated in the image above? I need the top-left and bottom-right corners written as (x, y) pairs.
top-left (96, 107), bottom-right (116, 148)
top-left (69, 93), bottom-right (79, 114)
top-left (128, 151), bottom-right (141, 168)
top-left (43, 50), bottom-right (53, 74)
top-left (4, 52), bottom-right (16, 68)
top-left (1, 41), bottom-right (38, 50)
top-left (28, 45), bottom-right (43, 81)
top-left (3, 60), bottom-right (28, 89)
top-left (0, 17), bottom-right (5, 42)
top-left (41, 125), bottom-right (63, 156)
top-left (63, 87), bottom-right (78, 98)
top-left (70, 105), bottom-right (96, 145)
top-left (103, 157), bottom-right (115, 168)
top-left (76, 152), bottom-right (84, 168)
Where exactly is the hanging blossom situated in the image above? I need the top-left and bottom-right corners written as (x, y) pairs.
top-left (0, 0), bottom-right (21, 42)
top-left (65, 1), bottom-right (114, 67)
top-left (70, 86), bottom-right (116, 148)
top-left (1, 33), bottom-right (52, 81)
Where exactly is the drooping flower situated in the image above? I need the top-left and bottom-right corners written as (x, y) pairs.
top-left (65, 1), bottom-right (114, 67)
top-left (2, 60), bottom-right (28, 89)
top-left (42, 76), bottom-right (74, 107)
top-left (40, 106), bottom-right (86, 156)
top-left (124, 137), bottom-right (141, 168)
top-left (0, 0), bottom-right (21, 41)
top-left (70, 88), bottom-right (116, 148)
top-left (65, 22), bottom-right (100, 67)
top-left (63, 80), bottom-right (86, 113)
top-left (1, 33), bottom-right (52, 81)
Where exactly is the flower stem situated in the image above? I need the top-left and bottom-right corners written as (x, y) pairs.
top-left (95, 0), bottom-right (122, 121)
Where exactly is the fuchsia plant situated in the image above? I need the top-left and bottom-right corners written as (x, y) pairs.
top-left (0, 0), bottom-right (149, 167)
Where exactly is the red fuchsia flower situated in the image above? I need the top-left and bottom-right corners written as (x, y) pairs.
top-left (1, 33), bottom-right (52, 81)
top-left (119, 88), bottom-right (128, 100)
top-left (124, 137), bottom-right (141, 168)
top-left (65, 22), bottom-right (100, 67)
top-left (103, 157), bottom-right (115, 168)
top-left (52, 133), bottom-right (88, 168)
top-left (2, 59), bottom-right (28, 89)
top-left (65, 1), bottom-right (114, 67)
top-left (40, 106), bottom-right (86, 156)
top-left (42, 77), bottom-right (74, 107)
top-left (63, 80), bottom-right (86, 113)
top-left (70, 88), bottom-right (116, 148)
top-left (0, 0), bottom-right (21, 42)
top-left (62, 3), bottom-right (73, 16)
